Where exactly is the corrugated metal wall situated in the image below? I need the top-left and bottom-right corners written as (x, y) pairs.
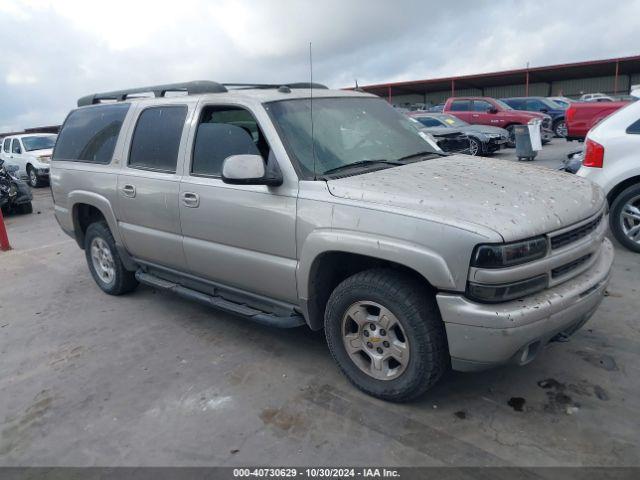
top-left (390, 75), bottom-right (637, 107)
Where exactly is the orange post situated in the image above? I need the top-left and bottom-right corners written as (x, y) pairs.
top-left (0, 209), bottom-right (11, 251)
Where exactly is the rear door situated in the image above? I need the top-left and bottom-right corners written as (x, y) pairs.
top-left (448, 99), bottom-right (474, 123)
top-left (178, 102), bottom-right (298, 303)
top-left (115, 103), bottom-right (191, 270)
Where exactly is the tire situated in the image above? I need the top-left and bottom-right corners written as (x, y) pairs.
top-left (17, 202), bottom-right (33, 214)
top-left (505, 125), bottom-right (516, 148)
top-left (27, 166), bottom-right (42, 188)
top-left (84, 221), bottom-right (138, 295)
top-left (468, 137), bottom-right (481, 156)
top-left (324, 268), bottom-right (449, 402)
top-left (553, 119), bottom-right (567, 138)
top-left (609, 184), bottom-right (640, 253)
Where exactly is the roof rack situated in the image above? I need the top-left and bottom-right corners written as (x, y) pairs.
top-left (223, 82), bottom-right (328, 90)
top-left (77, 81), bottom-right (228, 107)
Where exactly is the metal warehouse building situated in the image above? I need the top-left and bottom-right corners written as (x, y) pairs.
top-left (356, 55), bottom-right (640, 108)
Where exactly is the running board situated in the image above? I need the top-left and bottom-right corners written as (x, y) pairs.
top-left (135, 270), bottom-right (305, 329)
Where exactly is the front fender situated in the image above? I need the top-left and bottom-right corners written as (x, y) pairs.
top-left (297, 228), bottom-right (457, 300)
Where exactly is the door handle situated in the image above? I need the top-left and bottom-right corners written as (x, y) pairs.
top-left (121, 184), bottom-right (136, 198)
top-left (182, 192), bottom-right (200, 208)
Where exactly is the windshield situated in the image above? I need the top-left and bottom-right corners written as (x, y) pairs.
top-left (494, 99), bottom-right (513, 110)
top-left (266, 97), bottom-right (439, 178)
top-left (21, 135), bottom-right (56, 151)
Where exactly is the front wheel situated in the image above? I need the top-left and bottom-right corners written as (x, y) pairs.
top-left (28, 167), bottom-right (42, 188)
top-left (554, 119), bottom-right (567, 138)
top-left (468, 137), bottom-right (481, 156)
top-left (324, 269), bottom-right (449, 402)
top-left (84, 221), bottom-right (138, 295)
top-left (610, 184), bottom-right (640, 253)
top-left (505, 125), bottom-right (516, 148)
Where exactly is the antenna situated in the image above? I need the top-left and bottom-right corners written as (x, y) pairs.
top-left (309, 42), bottom-right (317, 180)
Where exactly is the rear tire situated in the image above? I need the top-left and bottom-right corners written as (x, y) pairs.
top-left (609, 184), bottom-right (640, 253)
top-left (84, 221), bottom-right (138, 295)
top-left (324, 268), bottom-right (449, 402)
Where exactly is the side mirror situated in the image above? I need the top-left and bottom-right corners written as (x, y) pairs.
top-left (487, 107), bottom-right (498, 114)
top-left (221, 154), bottom-right (282, 186)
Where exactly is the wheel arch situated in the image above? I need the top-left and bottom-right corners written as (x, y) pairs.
top-left (298, 230), bottom-right (455, 330)
top-left (607, 176), bottom-right (640, 205)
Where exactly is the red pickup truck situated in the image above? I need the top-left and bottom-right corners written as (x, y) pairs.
top-left (565, 101), bottom-right (629, 141)
top-left (443, 97), bottom-right (553, 146)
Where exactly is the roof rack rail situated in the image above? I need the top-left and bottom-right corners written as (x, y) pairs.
top-left (223, 82), bottom-right (328, 90)
top-left (77, 80), bottom-right (228, 107)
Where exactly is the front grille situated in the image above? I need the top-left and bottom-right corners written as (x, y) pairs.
top-left (552, 254), bottom-right (592, 278)
top-left (551, 214), bottom-right (602, 250)
top-left (434, 133), bottom-right (469, 153)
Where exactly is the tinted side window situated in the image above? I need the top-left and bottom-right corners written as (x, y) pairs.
top-left (473, 100), bottom-right (493, 112)
top-left (526, 99), bottom-right (545, 111)
top-left (506, 99), bottom-right (524, 109)
top-left (12, 139), bottom-right (21, 153)
top-left (2, 138), bottom-right (9, 152)
top-left (53, 104), bottom-right (129, 163)
top-left (627, 118), bottom-right (640, 134)
top-left (191, 106), bottom-right (266, 177)
top-left (129, 106), bottom-right (187, 173)
top-left (450, 100), bottom-right (471, 111)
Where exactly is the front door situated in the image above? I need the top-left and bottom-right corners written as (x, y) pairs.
top-left (115, 104), bottom-right (190, 270)
top-left (179, 103), bottom-right (298, 303)
top-left (10, 138), bottom-right (26, 178)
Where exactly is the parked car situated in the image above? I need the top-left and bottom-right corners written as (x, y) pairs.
top-left (580, 93), bottom-right (614, 102)
top-left (0, 134), bottom-right (57, 187)
top-left (577, 100), bottom-right (640, 252)
top-left (442, 96), bottom-right (553, 147)
top-left (548, 96), bottom-right (575, 109)
top-left (51, 80), bottom-right (613, 402)
top-left (409, 112), bottom-right (508, 155)
top-left (0, 162), bottom-right (33, 214)
top-left (412, 123), bottom-right (470, 155)
top-left (427, 103), bottom-right (444, 112)
top-left (500, 97), bottom-right (567, 137)
top-left (565, 101), bottom-right (629, 140)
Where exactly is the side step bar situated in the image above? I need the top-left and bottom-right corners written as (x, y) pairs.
top-left (135, 270), bottom-right (305, 329)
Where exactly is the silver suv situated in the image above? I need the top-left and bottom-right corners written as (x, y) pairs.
top-left (51, 81), bottom-right (614, 401)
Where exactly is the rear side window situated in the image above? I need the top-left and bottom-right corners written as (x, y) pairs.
top-left (2, 138), bottom-right (9, 152)
top-left (450, 100), bottom-right (471, 111)
top-left (53, 103), bottom-right (130, 163)
top-left (627, 118), bottom-right (640, 134)
top-left (129, 106), bottom-right (187, 173)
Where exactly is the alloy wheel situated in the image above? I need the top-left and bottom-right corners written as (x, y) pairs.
top-left (90, 237), bottom-right (116, 285)
top-left (555, 121), bottom-right (567, 137)
top-left (469, 138), bottom-right (479, 156)
top-left (341, 300), bottom-right (410, 381)
top-left (29, 169), bottom-right (37, 187)
top-left (620, 195), bottom-right (640, 245)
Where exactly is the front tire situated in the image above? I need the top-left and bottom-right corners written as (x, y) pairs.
top-left (505, 125), bottom-right (516, 148)
top-left (468, 137), bottom-right (481, 156)
top-left (553, 119), bottom-right (567, 138)
top-left (324, 269), bottom-right (449, 402)
top-left (610, 184), bottom-right (640, 253)
top-left (27, 166), bottom-right (43, 188)
top-left (84, 221), bottom-right (138, 295)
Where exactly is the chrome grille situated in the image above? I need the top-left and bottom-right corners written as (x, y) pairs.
top-left (551, 214), bottom-right (603, 250)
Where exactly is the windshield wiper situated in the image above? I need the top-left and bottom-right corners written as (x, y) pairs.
top-left (395, 150), bottom-right (448, 162)
top-left (321, 159), bottom-right (404, 176)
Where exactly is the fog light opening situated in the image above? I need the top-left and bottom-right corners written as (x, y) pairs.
top-left (518, 341), bottom-right (541, 365)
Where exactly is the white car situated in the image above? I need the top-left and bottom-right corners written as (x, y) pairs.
top-left (0, 133), bottom-right (56, 187)
top-left (577, 100), bottom-right (640, 252)
top-left (580, 93), bottom-right (614, 102)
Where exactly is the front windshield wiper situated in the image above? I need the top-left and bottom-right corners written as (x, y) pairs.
top-left (321, 159), bottom-right (403, 176)
top-left (395, 150), bottom-right (448, 162)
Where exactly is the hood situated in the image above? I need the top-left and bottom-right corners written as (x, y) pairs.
top-left (420, 126), bottom-right (466, 137)
top-left (327, 155), bottom-right (605, 242)
top-left (26, 148), bottom-right (53, 157)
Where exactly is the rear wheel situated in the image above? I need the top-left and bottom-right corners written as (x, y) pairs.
top-left (84, 221), bottom-right (138, 294)
top-left (324, 268), bottom-right (449, 402)
top-left (610, 184), bottom-right (640, 253)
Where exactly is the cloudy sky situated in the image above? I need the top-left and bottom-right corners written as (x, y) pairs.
top-left (0, 0), bottom-right (639, 131)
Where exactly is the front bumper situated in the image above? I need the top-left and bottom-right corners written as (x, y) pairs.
top-left (437, 237), bottom-right (614, 371)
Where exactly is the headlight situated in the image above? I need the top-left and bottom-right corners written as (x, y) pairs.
top-left (37, 155), bottom-right (51, 164)
top-left (471, 236), bottom-right (548, 268)
top-left (467, 274), bottom-right (548, 303)
top-left (527, 118), bottom-right (541, 125)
